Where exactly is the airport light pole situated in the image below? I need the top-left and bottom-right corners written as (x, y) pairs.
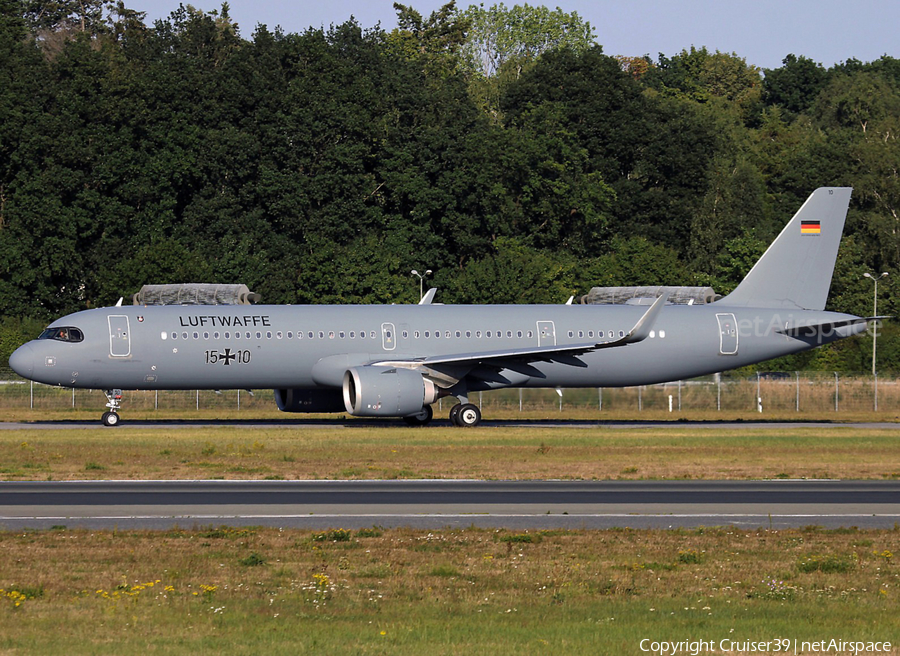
top-left (411, 269), bottom-right (432, 302)
top-left (863, 272), bottom-right (888, 376)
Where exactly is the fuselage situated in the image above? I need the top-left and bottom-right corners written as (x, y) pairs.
top-left (8, 302), bottom-right (865, 392)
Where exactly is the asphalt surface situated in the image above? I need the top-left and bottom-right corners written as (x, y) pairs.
top-left (2, 419), bottom-right (900, 430)
top-left (2, 479), bottom-right (899, 530)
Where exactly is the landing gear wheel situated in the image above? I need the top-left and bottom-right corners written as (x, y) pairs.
top-left (455, 403), bottom-right (481, 428)
top-left (402, 405), bottom-right (434, 427)
top-left (449, 404), bottom-right (462, 426)
top-left (102, 389), bottom-right (123, 427)
top-left (101, 411), bottom-right (120, 427)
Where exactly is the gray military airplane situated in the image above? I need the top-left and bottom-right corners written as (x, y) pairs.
top-left (8, 187), bottom-right (872, 427)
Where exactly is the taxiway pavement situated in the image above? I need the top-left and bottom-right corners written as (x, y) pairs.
top-left (1, 479), bottom-right (898, 530)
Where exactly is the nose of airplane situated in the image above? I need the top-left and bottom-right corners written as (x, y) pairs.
top-left (8, 343), bottom-right (34, 379)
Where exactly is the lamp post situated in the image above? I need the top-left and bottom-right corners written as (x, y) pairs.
top-left (411, 269), bottom-right (432, 301)
top-left (863, 272), bottom-right (888, 376)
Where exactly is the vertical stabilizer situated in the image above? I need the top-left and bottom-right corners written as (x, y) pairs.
top-left (718, 187), bottom-right (852, 310)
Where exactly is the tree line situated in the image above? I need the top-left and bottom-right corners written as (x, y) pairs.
top-left (1, 1), bottom-right (898, 371)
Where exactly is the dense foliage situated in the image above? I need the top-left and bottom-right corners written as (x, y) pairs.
top-left (1, 1), bottom-right (898, 370)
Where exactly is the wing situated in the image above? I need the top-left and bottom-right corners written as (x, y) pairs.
top-left (374, 293), bottom-right (668, 385)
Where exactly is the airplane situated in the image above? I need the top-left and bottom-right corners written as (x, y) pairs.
top-left (8, 187), bottom-right (874, 427)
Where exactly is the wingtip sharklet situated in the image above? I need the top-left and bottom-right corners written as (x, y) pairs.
top-left (624, 291), bottom-right (668, 343)
top-left (592, 291), bottom-right (668, 350)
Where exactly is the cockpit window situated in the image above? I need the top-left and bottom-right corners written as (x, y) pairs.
top-left (38, 327), bottom-right (84, 343)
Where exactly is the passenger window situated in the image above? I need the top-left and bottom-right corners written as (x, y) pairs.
top-left (193, 332), bottom-right (199, 339)
top-left (287, 331), bottom-right (293, 339)
top-left (486, 331), bottom-right (492, 338)
top-left (214, 332), bottom-right (220, 339)
top-left (203, 332), bottom-right (210, 339)
top-left (350, 331), bottom-right (355, 339)
top-left (277, 331), bottom-right (283, 339)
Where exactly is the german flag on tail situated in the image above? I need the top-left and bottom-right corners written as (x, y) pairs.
top-left (801, 220), bottom-right (821, 235)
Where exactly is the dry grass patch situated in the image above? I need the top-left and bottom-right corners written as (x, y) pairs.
top-left (0, 526), bottom-right (899, 653)
top-left (2, 426), bottom-right (900, 481)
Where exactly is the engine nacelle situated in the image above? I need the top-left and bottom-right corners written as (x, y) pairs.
top-left (274, 388), bottom-right (346, 413)
top-left (342, 366), bottom-right (439, 417)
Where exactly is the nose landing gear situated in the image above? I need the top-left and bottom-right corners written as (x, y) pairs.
top-left (101, 389), bottom-right (123, 427)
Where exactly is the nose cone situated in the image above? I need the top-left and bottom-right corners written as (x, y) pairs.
top-left (9, 343), bottom-right (34, 379)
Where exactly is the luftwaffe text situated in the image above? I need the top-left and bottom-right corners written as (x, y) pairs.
top-left (179, 315), bottom-right (271, 328)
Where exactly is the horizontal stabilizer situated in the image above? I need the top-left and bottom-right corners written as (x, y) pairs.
top-left (777, 316), bottom-right (888, 337)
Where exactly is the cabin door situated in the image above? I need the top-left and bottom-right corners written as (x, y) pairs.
top-left (381, 322), bottom-right (396, 351)
top-left (108, 315), bottom-right (131, 357)
top-left (537, 321), bottom-right (556, 347)
top-left (716, 313), bottom-right (738, 355)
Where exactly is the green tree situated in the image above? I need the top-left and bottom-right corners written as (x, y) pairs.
top-left (445, 237), bottom-right (575, 304)
top-left (460, 2), bottom-right (594, 79)
top-left (388, 1), bottom-right (469, 78)
top-left (762, 54), bottom-right (829, 115)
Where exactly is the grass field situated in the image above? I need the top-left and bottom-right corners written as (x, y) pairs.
top-left (3, 422), bottom-right (899, 652)
top-left (1, 425), bottom-right (900, 481)
top-left (0, 525), bottom-right (898, 654)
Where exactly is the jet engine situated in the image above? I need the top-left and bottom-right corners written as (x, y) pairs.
top-left (274, 388), bottom-right (346, 413)
top-left (342, 366), bottom-right (439, 417)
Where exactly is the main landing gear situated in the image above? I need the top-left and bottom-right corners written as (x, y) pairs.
top-left (402, 404), bottom-right (434, 427)
top-left (101, 389), bottom-right (123, 427)
top-left (449, 402), bottom-right (481, 427)
top-left (402, 402), bottom-right (482, 427)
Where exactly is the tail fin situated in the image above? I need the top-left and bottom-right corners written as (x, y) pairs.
top-left (718, 187), bottom-right (852, 310)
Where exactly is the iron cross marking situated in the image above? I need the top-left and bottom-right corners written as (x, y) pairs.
top-left (219, 348), bottom-right (236, 365)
